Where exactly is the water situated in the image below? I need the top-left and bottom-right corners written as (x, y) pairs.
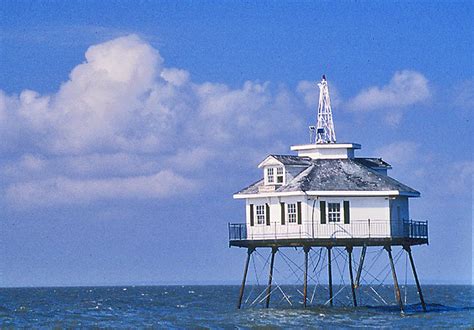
top-left (0, 285), bottom-right (472, 328)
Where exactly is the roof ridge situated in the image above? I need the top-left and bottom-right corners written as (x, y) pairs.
top-left (269, 154), bottom-right (311, 158)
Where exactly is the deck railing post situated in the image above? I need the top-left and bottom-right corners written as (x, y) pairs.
top-left (426, 221), bottom-right (429, 241)
top-left (368, 219), bottom-right (371, 238)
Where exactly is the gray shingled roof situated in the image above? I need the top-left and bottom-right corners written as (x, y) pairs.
top-left (354, 158), bottom-right (392, 169)
top-left (268, 155), bottom-right (313, 166)
top-left (236, 157), bottom-right (419, 195)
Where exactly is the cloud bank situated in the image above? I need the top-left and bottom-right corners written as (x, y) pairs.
top-left (0, 35), bottom-right (305, 207)
top-left (0, 35), bottom-right (437, 207)
top-left (6, 170), bottom-right (195, 207)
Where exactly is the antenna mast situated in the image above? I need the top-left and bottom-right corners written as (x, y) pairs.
top-left (312, 75), bottom-right (336, 144)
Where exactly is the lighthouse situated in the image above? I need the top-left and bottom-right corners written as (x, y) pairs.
top-left (229, 75), bottom-right (428, 311)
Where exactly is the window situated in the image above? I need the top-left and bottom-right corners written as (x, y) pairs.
top-left (267, 168), bottom-right (274, 183)
top-left (276, 167), bottom-right (284, 184)
top-left (266, 167), bottom-right (284, 185)
top-left (287, 203), bottom-right (297, 223)
top-left (328, 202), bottom-right (341, 222)
top-left (256, 205), bottom-right (265, 225)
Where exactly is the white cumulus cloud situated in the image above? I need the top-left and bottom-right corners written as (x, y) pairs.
top-left (347, 70), bottom-right (431, 112)
top-left (0, 35), bottom-right (464, 210)
top-left (6, 170), bottom-right (197, 207)
top-left (0, 34), bottom-right (310, 208)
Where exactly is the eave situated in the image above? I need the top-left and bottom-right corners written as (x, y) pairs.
top-left (233, 190), bottom-right (420, 199)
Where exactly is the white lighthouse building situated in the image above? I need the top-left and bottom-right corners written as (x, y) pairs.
top-left (230, 76), bottom-right (428, 311)
top-left (231, 76), bottom-right (425, 244)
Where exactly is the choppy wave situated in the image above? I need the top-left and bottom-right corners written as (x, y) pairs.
top-left (0, 285), bottom-right (472, 327)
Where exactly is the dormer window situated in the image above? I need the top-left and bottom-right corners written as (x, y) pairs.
top-left (276, 167), bottom-right (284, 183)
top-left (266, 167), bottom-right (285, 185)
top-left (267, 168), bottom-right (274, 183)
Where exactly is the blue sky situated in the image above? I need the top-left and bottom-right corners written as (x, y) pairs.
top-left (0, 1), bottom-right (472, 287)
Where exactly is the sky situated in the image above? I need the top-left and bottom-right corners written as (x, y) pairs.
top-left (0, 1), bottom-right (472, 287)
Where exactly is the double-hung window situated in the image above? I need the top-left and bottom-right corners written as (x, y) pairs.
top-left (266, 167), bottom-right (284, 185)
top-left (267, 168), bottom-right (274, 184)
top-left (328, 202), bottom-right (341, 222)
top-left (256, 205), bottom-right (265, 225)
top-left (276, 167), bottom-right (284, 184)
top-left (287, 203), bottom-right (297, 223)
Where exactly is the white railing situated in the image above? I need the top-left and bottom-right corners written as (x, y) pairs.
top-left (229, 219), bottom-right (428, 241)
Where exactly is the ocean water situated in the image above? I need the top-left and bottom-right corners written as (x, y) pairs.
top-left (0, 285), bottom-right (472, 328)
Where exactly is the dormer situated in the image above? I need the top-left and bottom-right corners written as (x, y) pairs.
top-left (258, 157), bottom-right (287, 186)
top-left (264, 166), bottom-right (285, 185)
top-left (258, 155), bottom-right (312, 189)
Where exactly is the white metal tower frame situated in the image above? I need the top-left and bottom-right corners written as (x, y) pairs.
top-left (313, 75), bottom-right (337, 144)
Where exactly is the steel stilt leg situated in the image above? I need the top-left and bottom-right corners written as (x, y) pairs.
top-left (237, 247), bottom-right (254, 309)
top-left (265, 247), bottom-right (277, 308)
top-left (303, 246), bottom-right (310, 307)
top-left (355, 245), bottom-right (367, 288)
top-left (327, 247), bottom-right (333, 306)
top-left (347, 246), bottom-right (357, 307)
top-left (385, 245), bottom-right (403, 313)
top-left (404, 245), bottom-right (427, 312)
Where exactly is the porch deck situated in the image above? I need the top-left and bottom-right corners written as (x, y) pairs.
top-left (228, 220), bottom-right (428, 248)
